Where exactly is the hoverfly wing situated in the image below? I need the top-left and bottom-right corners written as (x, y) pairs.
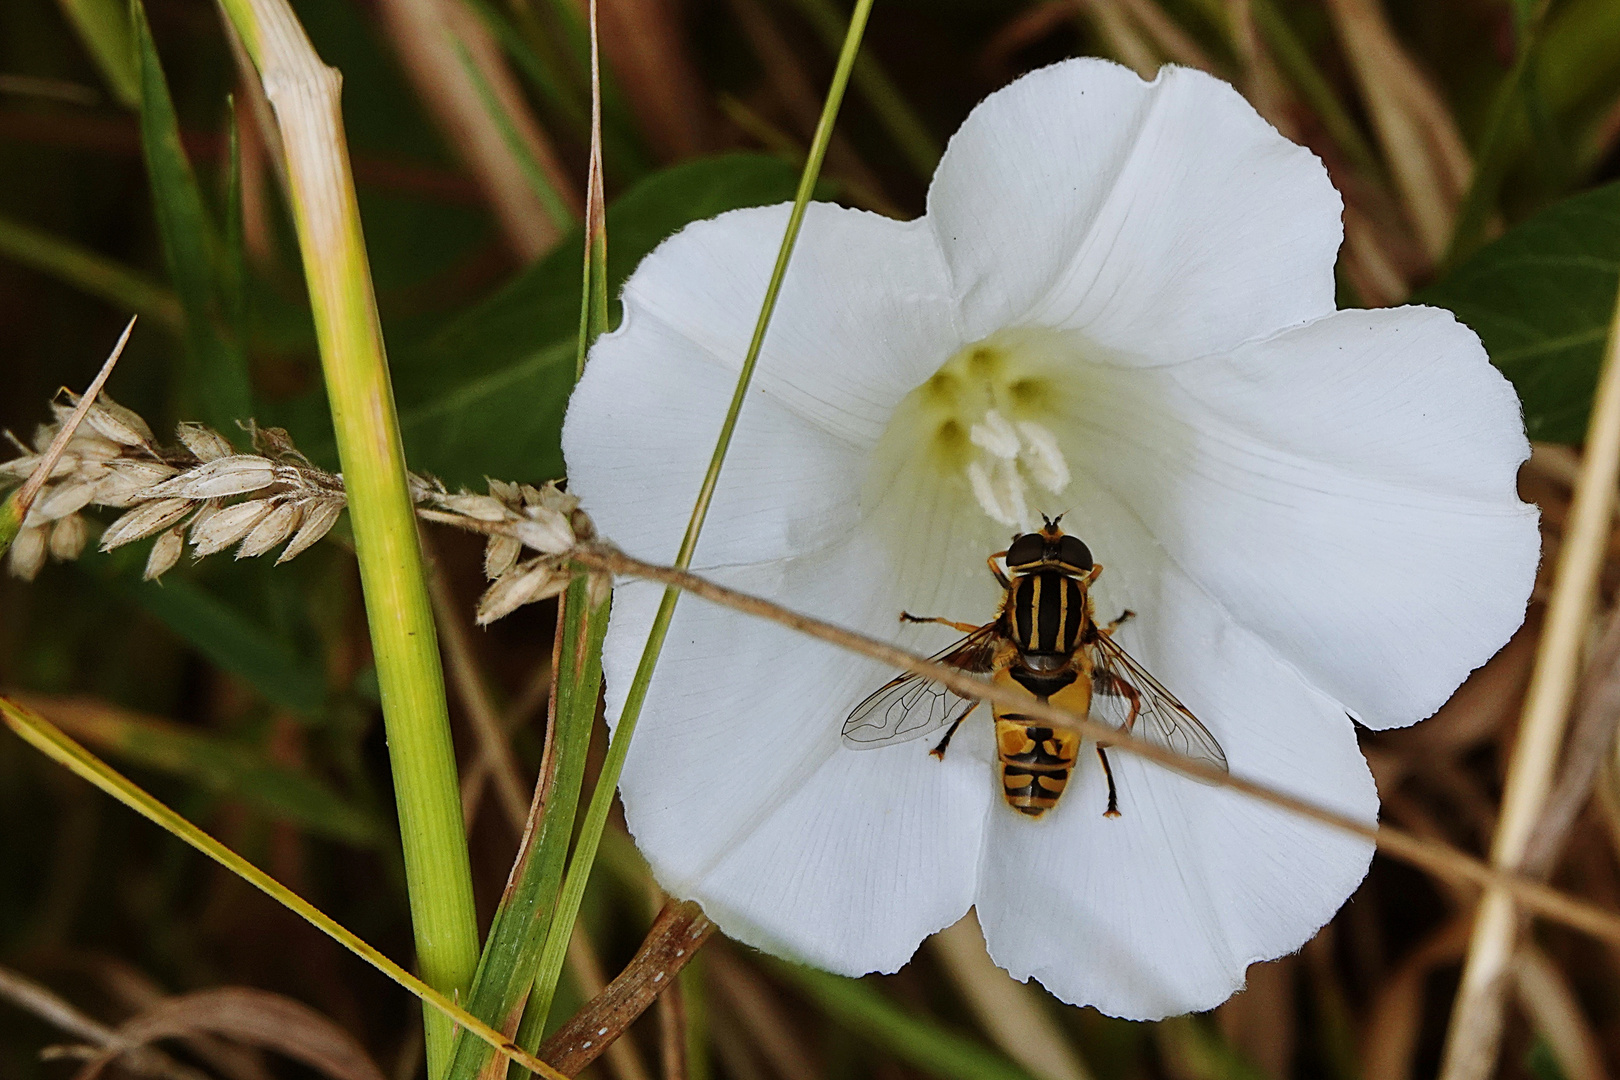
top-left (841, 625), bottom-right (998, 750)
top-left (1089, 634), bottom-right (1229, 776)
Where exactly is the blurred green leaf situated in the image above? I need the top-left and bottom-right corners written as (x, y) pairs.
top-left (0, 213), bottom-right (183, 331)
top-left (392, 153), bottom-right (802, 486)
top-left (770, 962), bottom-right (1039, 1080)
top-left (89, 557), bottom-right (328, 717)
top-left (55, 0), bottom-right (140, 107)
top-left (21, 695), bottom-right (381, 845)
top-left (132, 0), bottom-right (254, 435)
top-left (1419, 180), bottom-right (1620, 444)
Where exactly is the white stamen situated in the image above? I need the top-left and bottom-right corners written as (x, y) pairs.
top-left (996, 457), bottom-right (1030, 531)
top-left (969, 408), bottom-right (1021, 459)
top-left (968, 460), bottom-right (1017, 526)
top-left (1016, 420), bottom-right (1071, 494)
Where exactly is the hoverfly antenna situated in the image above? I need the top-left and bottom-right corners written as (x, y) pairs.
top-left (1039, 512), bottom-right (1053, 528)
top-left (1052, 512), bottom-right (1066, 527)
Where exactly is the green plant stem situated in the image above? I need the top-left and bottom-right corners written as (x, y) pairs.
top-left (519, 0), bottom-right (878, 1039)
top-left (211, 2), bottom-right (479, 1076)
top-left (0, 214), bottom-right (182, 331)
top-left (780, 0), bottom-right (938, 178)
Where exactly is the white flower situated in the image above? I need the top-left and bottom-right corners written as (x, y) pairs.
top-left (561, 59), bottom-right (1538, 1018)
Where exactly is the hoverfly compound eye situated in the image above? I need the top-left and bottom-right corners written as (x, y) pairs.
top-left (1006, 533), bottom-right (1045, 569)
top-left (1058, 535), bottom-right (1093, 572)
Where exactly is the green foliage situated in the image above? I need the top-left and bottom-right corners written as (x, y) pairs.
top-left (48, 704), bottom-right (382, 845)
top-left (1420, 180), bottom-right (1620, 444)
top-left (131, 0), bottom-right (253, 436)
top-left (391, 153), bottom-right (802, 486)
top-left (772, 963), bottom-right (1039, 1080)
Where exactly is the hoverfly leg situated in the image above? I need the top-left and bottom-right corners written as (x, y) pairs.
top-left (929, 703), bottom-right (977, 760)
top-left (1101, 609), bottom-right (1136, 636)
top-left (987, 551), bottom-right (1012, 590)
top-left (900, 611), bottom-right (983, 634)
top-left (1096, 746), bottom-right (1121, 818)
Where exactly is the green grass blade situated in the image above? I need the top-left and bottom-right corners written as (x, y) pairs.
top-left (769, 962), bottom-right (1039, 1080)
top-left (0, 696), bottom-right (569, 1080)
top-left (442, 582), bottom-right (609, 1080)
top-left (520, 0), bottom-right (878, 1038)
top-left (0, 213), bottom-right (183, 331)
top-left (56, 0), bottom-right (140, 107)
top-left (10, 694), bottom-right (383, 845)
top-left (131, 0), bottom-right (253, 434)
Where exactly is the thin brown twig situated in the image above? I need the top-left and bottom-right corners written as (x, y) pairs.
top-left (558, 542), bottom-right (1620, 950)
top-left (540, 900), bottom-right (715, 1077)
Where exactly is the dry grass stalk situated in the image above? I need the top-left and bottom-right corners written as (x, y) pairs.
top-left (591, 0), bottom-right (715, 159)
top-left (375, 0), bottom-right (576, 261)
top-left (424, 537), bottom-right (533, 833)
top-left (566, 925), bottom-right (656, 1080)
top-left (1214, 957), bottom-right (1294, 1080)
top-left (1360, 918), bottom-right (1471, 1080)
top-left (1320, 0), bottom-right (1471, 267)
top-left (724, 0), bottom-right (890, 210)
top-left (930, 913), bottom-right (1092, 1080)
top-left (705, 949), bottom-right (822, 1080)
top-left (1116, 0), bottom-right (1216, 72)
top-left (1072, 0), bottom-right (1159, 79)
top-left (1512, 944), bottom-right (1611, 1080)
top-left (1439, 290), bottom-right (1620, 1080)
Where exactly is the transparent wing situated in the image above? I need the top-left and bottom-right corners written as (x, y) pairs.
top-left (1089, 634), bottom-right (1229, 776)
top-left (841, 626), bottom-right (999, 750)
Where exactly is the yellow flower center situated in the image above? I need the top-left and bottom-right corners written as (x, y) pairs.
top-left (869, 329), bottom-right (1074, 530)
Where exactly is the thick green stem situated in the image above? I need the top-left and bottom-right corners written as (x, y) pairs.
top-left (211, 2), bottom-right (479, 1075)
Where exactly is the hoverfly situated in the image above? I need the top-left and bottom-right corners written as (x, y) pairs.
top-left (842, 517), bottom-right (1229, 818)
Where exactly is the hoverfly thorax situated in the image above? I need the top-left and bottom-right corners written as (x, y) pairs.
top-left (842, 520), bottom-right (1227, 820)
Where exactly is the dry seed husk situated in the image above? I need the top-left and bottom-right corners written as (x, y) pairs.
top-left (49, 514), bottom-right (88, 561)
top-left (484, 534), bottom-right (522, 580)
top-left (277, 498), bottom-right (343, 564)
top-left (144, 527), bottom-right (185, 580)
top-left (96, 459), bottom-right (179, 506)
top-left (66, 392), bottom-right (154, 447)
top-left (476, 561), bottom-right (568, 624)
top-left (438, 493), bottom-right (508, 522)
top-left (236, 501), bottom-right (304, 559)
top-left (175, 422), bottom-right (234, 462)
top-left (8, 525), bottom-right (47, 580)
top-left (99, 498), bottom-right (194, 550)
top-left (513, 506), bottom-right (574, 554)
top-left (191, 499), bottom-right (274, 556)
top-left (34, 479), bottom-right (102, 521)
top-left (146, 455), bottom-right (276, 500)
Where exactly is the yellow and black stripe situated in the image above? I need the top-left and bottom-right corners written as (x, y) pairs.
top-left (996, 720), bottom-right (1081, 816)
top-left (1007, 570), bottom-right (1086, 656)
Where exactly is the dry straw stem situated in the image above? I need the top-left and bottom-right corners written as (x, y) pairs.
top-left (0, 696), bottom-right (569, 1080)
top-left (1320, 0), bottom-right (1471, 266)
top-left (1438, 279), bottom-right (1620, 1080)
top-left (931, 914), bottom-right (1093, 1080)
top-left (564, 544), bottom-right (1620, 949)
top-left (207, 2), bottom-right (479, 1074)
top-left (595, 0), bottom-right (716, 159)
top-left (704, 949), bottom-right (820, 1080)
top-left (375, 0), bottom-right (576, 261)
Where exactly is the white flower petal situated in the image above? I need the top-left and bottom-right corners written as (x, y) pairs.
top-left (603, 541), bottom-right (991, 975)
top-left (577, 201), bottom-right (960, 448)
top-left (927, 60), bottom-right (1339, 361)
top-left (1059, 306), bottom-right (1537, 727)
top-left (566, 316), bottom-right (868, 570)
top-left (974, 541), bottom-right (1376, 1019)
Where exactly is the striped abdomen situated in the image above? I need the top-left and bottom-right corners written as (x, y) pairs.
top-left (995, 720), bottom-right (1081, 816)
top-left (1006, 570), bottom-right (1086, 655)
